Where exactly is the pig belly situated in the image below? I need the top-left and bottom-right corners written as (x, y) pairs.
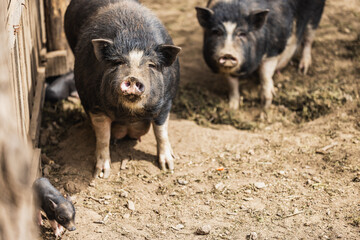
top-left (111, 120), bottom-right (151, 140)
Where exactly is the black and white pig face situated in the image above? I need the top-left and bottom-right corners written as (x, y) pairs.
top-left (91, 39), bottom-right (181, 112)
top-left (196, 3), bottom-right (269, 74)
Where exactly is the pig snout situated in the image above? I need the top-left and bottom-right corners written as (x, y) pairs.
top-left (120, 77), bottom-right (145, 96)
top-left (218, 54), bottom-right (238, 68)
top-left (67, 226), bottom-right (76, 231)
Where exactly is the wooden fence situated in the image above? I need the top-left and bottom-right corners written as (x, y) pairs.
top-left (3, 0), bottom-right (47, 172)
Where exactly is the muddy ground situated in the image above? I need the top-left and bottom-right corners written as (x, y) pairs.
top-left (39, 0), bottom-right (360, 239)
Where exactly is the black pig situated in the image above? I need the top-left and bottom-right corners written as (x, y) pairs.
top-left (45, 71), bottom-right (78, 102)
top-left (64, 0), bottom-right (181, 178)
top-left (33, 178), bottom-right (76, 237)
top-left (196, 0), bottom-right (325, 109)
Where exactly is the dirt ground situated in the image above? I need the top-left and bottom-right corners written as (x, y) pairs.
top-left (39, 0), bottom-right (360, 239)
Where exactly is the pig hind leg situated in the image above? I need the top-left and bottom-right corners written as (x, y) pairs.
top-left (299, 24), bottom-right (316, 75)
top-left (153, 115), bottom-right (174, 172)
top-left (259, 57), bottom-right (278, 109)
top-left (276, 27), bottom-right (298, 70)
top-left (299, 3), bottom-right (324, 75)
top-left (90, 113), bottom-right (112, 178)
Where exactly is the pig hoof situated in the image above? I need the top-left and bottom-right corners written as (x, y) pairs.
top-left (159, 155), bottom-right (174, 172)
top-left (299, 58), bottom-right (311, 75)
top-left (93, 167), bottom-right (110, 179)
top-left (229, 98), bottom-right (239, 110)
top-left (103, 168), bottom-right (111, 178)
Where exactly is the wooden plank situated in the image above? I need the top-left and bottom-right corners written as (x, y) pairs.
top-left (29, 67), bottom-right (45, 147)
top-left (31, 148), bottom-right (42, 179)
top-left (45, 50), bottom-right (69, 77)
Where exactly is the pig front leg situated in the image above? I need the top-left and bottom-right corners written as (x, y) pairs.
top-left (153, 115), bottom-right (174, 172)
top-left (49, 220), bottom-right (63, 238)
top-left (259, 57), bottom-right (277, 109)
top-left (226, 75), bottom-right (240, 110)
top-left (89, 112), bottom-right (112, 178)
top-left (37, 211), bottom-right (43, 226)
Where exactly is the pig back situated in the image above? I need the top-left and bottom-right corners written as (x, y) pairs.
top-left (65, 0), bottom-right (139, 52)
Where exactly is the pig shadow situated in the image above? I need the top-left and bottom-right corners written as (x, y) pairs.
top-left (54, 120), bottom-right (160, 186)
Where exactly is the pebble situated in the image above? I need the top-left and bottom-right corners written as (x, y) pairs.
top-left (279, 170), bottom-right (286, 176)
top-left (127, 200), bottom-right (135, 211)
top-left (243, 197), bottom-right (254, 201)
top-left (172, 224), bottom-right (184, 231)
top-left (312, 177), bottom-right (321, 183)
top-left (195, 225), bottom-right (211, 235)
top-left (169, 192), bottom-right (177, 196)
top-left (119, 189), bottom-right (129, 198)
top-left (123, 213), bottom-right (130, 219)
top-left (246, 232), bottom-right (258, 240)
top-left (215, 182), bottom-right (225, 191)
top-left (89, 181), bottom-right (96, 187)
top-left (64, 181), bottom-right (80, 194)
top-left (254, 182), bottom-right (266, 189)
top-left (293, 208), bottom-right (300, 214)
top-left (177, 179), bottom-right (188, 185)
top-left (43, 165), bottom-right (51, 176)
top-left (103, 195), bottom-right (112, 200)
top-left (248, 149), bottom-right (255, 155)
top-left (244, 189), bottom-right (252, 194)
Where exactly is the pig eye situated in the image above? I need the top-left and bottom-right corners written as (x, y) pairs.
top-left (236, 31), bottom-right (247, 38)
top-left (114, 60), bottom-right (126, 65)
top-left (58, 216), bottom-right (65, 222)
top-left (148, 62), bottom-right (156, 69)
top-left (211, 29), bottom-right (223, 36)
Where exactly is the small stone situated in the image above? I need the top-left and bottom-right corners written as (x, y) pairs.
top-left (352, 175), bottom-right (360, 182)
top-left (64, 181), bottom-right (80, 194)
top-left (343, 28), bottom-right (351, 34)
top-left (127, 200), bottom-right (135, 211)
top-left (103, 195), bottom-right (112, 200)
top-left (52, 164), bottom-right (61, 170)
top-left (279, 170), bottom-right (286, 175)
top-left (293, 208), bottom-right (300, 214)
top-left (103, 201), bottom-right (109, 205)
top-left (215, 182), bottom-right (225, 191)
top-left (254, 182), bottom-right (266, 189)
top-left (246, 232), bottom-right (258, 240)
top-left (244, 189), bottom-right (252, 194)
top-left (312, 177), bottom-right (321, 183)
top-left (326, 209), bottom-right (331, 216)
top-left (177, 179), bottom-right (188, 185)
top-left (243, 197), bottom-right (254, 201)
top-left (172, 224), bottom-right (184, 231)
top-left (119, 189), bottom-right (129, 198)
top-left (123, 213), bottom-right (130, 219)
top-left (306, 179), bottom-right (314, 185)
top-left (43, 165), bottom-right (51, 176)
top-left (195, 225), bottom-right (211, 235)
top-left (248, 149), bottom-right (255, 155)
top-left (169, 192), bottom-right (177, 196)
top-left (89, 181), bottom-right (96, 187)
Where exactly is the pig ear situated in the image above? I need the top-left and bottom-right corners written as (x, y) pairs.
top-left (156, 45), bottom-right (181, 67)
top-left (195, 7), bottom-right (214, 28)
top-left (249, 9), bottom-right (270, 31)
top-left (48, 199), bottom-right (57, 211)
top-left (91, 39), bottom-right (114, 62)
